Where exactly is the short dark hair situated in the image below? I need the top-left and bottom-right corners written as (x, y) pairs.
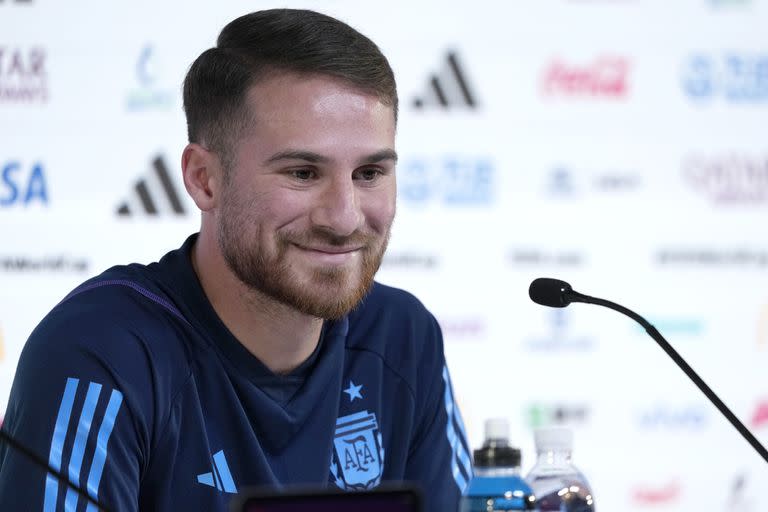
top-left (182, 9), bottom-right (398, 170)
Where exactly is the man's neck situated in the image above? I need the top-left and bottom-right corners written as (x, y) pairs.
top-left (190, 231), bottom-right (323, 375)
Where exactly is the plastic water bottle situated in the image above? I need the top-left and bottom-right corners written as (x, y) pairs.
top-left (525, 427), bottom-right (595, 511)
top-left (461, 418), bottom-right (537, 511)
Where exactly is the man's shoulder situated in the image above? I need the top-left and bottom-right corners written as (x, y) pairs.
top-left (23, 262), bottom-right (193, 383)
top-left (58, 262), bottom-right (188, 327)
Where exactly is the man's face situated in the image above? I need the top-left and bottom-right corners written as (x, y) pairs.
top-left (216, 72), bottom-right (397, 319)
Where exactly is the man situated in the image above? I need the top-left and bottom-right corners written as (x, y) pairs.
top-left (0, 9), bottom-right (472, 511)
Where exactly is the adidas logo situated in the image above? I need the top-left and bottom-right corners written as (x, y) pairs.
top-left (196, 449), bottom-right (237, 493)
top-left (413, 51), bottom-right (478, 109)
top-left (116, 155), bottom-right (187, 216)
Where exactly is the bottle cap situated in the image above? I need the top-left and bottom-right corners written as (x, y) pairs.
top-left (473, 444), bottom-right (521, 468)
top-left (534, 426), bottom-right (574, 451)
top-left (473, 418), bottom-right (522, 468)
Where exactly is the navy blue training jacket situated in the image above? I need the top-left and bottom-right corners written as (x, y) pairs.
top-left (0, 234), bottom-right (472, 511)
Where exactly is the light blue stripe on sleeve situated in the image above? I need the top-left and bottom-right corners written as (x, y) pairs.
top-left (64, 382), bottom-right (102, 512)
top-left (84, 389), bottom-right (123, 512)
top-left (442, 366), bottom-right (470, 493)
top-left (443, 366), bottom-right (473, 479)
top-left (44, 377), bottom-right (80, 512)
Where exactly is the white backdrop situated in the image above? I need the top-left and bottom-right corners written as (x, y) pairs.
top-left (2, 0), bottom-right (768, 510)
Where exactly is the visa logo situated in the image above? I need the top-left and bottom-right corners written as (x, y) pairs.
top-left (1, 161), bottom-right (48, 206)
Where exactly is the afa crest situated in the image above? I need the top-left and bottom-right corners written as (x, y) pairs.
top-left (329, 410), bottom-right (384, 490)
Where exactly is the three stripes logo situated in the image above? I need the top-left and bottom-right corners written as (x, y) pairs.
top-left (441, 365), bottom-right (472, 494)
top-left (116, 155), bottom-right (187, 217)
top-left (196, 450), bottom-right (237, 493)
top-left (413, 51), bottom-right (478, 110)
top-left (44, 377), bottom-right (124, 512)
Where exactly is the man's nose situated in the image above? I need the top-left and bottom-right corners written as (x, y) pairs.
top-left (309, 177), bottom-right (364, 237)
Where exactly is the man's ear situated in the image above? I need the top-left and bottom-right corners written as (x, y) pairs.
top-left (181, 143), bottom-right (221, 212)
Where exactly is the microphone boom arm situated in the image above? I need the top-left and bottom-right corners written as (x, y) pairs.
top-left (569, 290), bottom-right (768, 464)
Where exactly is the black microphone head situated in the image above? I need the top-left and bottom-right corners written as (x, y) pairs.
top-left (529, 278), bottom-right (573, 308)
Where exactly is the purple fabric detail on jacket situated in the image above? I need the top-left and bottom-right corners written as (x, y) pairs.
top-left (61, 279), bottom-right (189, 325)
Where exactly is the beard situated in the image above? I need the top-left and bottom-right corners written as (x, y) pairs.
top-left (217, 188), bottom-right (390, 320)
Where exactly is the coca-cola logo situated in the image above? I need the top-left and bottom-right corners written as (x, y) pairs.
top-left (0, 46), bottom-right (48, 103)
top-left (541, 56), bottom-right (630, 97)
top-left (683, 153), bottom-right (768, 203)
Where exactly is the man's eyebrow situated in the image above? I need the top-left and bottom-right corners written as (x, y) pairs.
top-left (264, 149), bottom-right (398, 166)
top-left (265, 150), bottom-right (329, 165)
top-left (358, 149), bottom-right (398, 166)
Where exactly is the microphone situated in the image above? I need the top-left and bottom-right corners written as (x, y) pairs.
top-left (0, 428), bottom-right (111, 511)
top-left (528, 277), bottom-right (768, 465)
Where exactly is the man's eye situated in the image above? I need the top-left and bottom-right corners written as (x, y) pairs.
top-left (291, 169), bottom-right (315, 181)
top-left (355, 168), bottom-right (383, 181)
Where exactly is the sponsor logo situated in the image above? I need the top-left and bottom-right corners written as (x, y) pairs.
top-left (683, 153), bottom-right (768, 204)
top-left (0, 255), bottom-right (89, 273)
top-left (330, 410), bottom-right (384, 490)
top-left (0, 161), bottom-right (47, 207)
top-left (541, 56), bottom-right (630, 98)
top-left (593, 172), bottom-right (641, 191)
top-left (633, 317), bottom-right (704, 337)
top-left (0, 46), bottom-right (47, 103)
top-left (546, 166), bottom-right (577, 196)
top-left (196, 450), bottom-right (237, 493)
top-left (750, 400), bottom-right (768, 428)
top-left (523, 309), bottom-right (596, 352)
top-left (412, 51), bottom-right (478, 109)
top-left (125, 44), bottom-right (174, 111)
top-left (636, 403), bottom-right (708, 430)
top-left (631, 481), bottom-right (681, 505)
top-left (656, 249), bottom-right (768, 268)
top-left (438, 316), bottom-right (487, 340)
top-left (381, 252), bottom-right (438, 269)
top-left (526, 403), bottom-right (590, 429)
top-left (116, 155), bottom-right (187, 217)
top-left (507, 248), bottom-right (585, 267)
top-left (399, 157), bottom-right (494, 206)
top-left (544, 166), bottom-right (641, 197)
top-left (682, 54), bottom-right (768, 102)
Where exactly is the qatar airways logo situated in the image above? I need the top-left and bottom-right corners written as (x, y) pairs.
top-left (0, 46), bottom-right (47, 103)
top-left (683, 153), bottom-right (768, 204)
top-left (541, 56), bottom-right (631, 98)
